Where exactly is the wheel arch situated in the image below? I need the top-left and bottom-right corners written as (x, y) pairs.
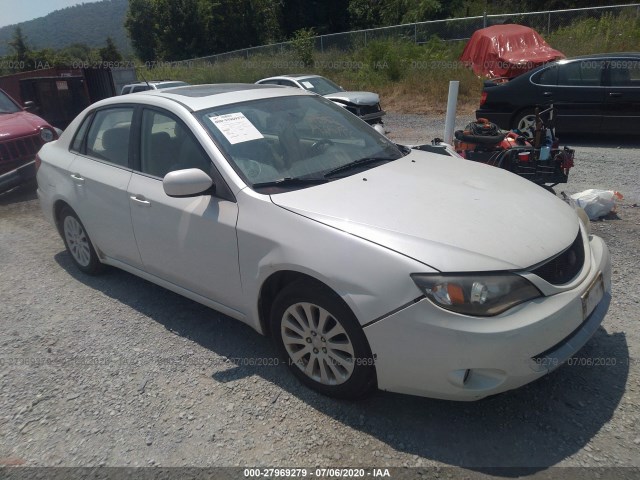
top-left (511, 106), bottom-right (536, 130)
top-left (257, 270), bottom-right (344, 337)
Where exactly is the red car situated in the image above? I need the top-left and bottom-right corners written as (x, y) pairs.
top-left (0, 88), bottom-right (59, 193)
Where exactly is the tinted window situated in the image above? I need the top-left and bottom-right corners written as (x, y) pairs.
top-left (85, 108), bottom-right (133, 167)
top-left (70, 113), bottom-right (93, 153)
top-left (259, 80), bottom-right (280, 85)
top-left (279, 80), bottom-right (298, 88)
top-left (608, 59), bottom-right (640, 86)
top-left (558, 61), bottom-right (603, 86)
top-left (139, 109), bottom-right (211, 178)
top-left (533, 65), bottom-right (558, 85)
top-left (132, 85), bottom-right (151, 93)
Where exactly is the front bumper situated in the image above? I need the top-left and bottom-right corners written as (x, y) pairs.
top-left (364, 234), bottom-right (611, 400)
top-left (0, 160), bottom-right (36, 193)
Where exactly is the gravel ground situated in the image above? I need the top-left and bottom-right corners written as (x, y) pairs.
top-left (0, 114), bottom-right (639, 479)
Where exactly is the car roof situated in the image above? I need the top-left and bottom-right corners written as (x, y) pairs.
top-left (258, 74), bottom-right (321, 82)
top-left (569, 52), bottom-right (640, 60)
top-left (100, 83), bottom-right (312, 111)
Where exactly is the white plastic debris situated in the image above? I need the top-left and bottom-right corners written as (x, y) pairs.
top-left (570, 189), bottom-right (624, 220)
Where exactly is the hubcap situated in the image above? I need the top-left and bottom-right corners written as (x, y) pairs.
top-left (63, 216), bottom-right (91, 267)
top-left (281, 302), bottom-right (355, 385)
top-left (517, 114), bottom-right (536, 134)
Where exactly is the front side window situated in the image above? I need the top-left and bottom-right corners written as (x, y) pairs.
top-left (532, 65), bottom-right (558, 85)
top-left (558, 60), bottom-right (603, 86)
top-left (197, 95), bottom-right (403, 192)
top-left (139, 108), bottom-right (211, 178)
top-left (85, 107), bottom-right (133, 167)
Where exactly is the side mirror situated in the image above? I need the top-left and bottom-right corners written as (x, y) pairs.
top-left (23, 101), bottom-right (36, 112)
top-left (163, 168), bottom-right (214, 197)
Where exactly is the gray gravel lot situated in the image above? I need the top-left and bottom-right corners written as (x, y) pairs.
top-left (0, 114), bottom-right (639, 478)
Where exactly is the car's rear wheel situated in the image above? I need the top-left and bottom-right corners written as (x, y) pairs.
top-left (59, 207), bottom-right (103, 275)
top-left (513, 109), bottom-right (536, 135)
top-left (270, 281), bottom-right (376, 399)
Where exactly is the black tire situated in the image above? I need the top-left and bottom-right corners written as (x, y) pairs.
top-left (59, 206), bottom-right (103, 275)
top-left (270, 280), bottom-right (376, 399)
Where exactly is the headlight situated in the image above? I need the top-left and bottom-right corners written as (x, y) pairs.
top-left (40, 128), bottom-right (55, 142)
top-left (411, 273), bottom-right (542, 316)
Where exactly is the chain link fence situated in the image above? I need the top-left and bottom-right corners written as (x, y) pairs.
top-left (182, 3), bottom-right (640, 66)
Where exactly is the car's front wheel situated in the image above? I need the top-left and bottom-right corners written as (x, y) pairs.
top-left (59, 206), bottom-right (103, 275)
top-left (270, 281), bottom-right (376, 399)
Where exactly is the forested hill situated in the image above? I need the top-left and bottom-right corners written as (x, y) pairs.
top-left (0, 0), bottom-right (131, 56)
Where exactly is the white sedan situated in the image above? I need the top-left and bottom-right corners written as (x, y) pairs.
top-left (36, 84), bottom-right (611, 400)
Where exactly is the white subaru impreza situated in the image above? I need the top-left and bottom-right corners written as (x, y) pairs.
top-left (36, 84), bottom-right (611, 400)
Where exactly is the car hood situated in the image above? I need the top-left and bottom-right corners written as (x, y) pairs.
top-left (270, 150), bottom-right (579, 272)
top-left (0, 111), bottom-right (47, 138)
top-left (324, 91), bottom-right (380, 106)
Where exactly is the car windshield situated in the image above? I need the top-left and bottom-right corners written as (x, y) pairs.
top-left (197, 95), bottom-right (403, 192)
top-left (297, 77), bottom-right (343, 95)
top-left (0, 91), bottom-right (21, 114)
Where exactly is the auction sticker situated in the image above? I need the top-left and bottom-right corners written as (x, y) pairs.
top-left (208, 112), bottom-right (263, 144)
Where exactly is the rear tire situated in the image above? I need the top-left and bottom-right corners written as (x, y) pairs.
top-left (513, 109), bottom-right (536, 135)
top-left (59, 207), bottom-right (103, 275)
top-left (270, 280), bottom-right (376, 399)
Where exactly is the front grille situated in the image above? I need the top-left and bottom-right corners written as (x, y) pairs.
top-left (0, 134), bottom-right (43, 164)
top-left (359, 104), bottom-right (382, 115)
top-left (531, 231), bottom-right (585, 285)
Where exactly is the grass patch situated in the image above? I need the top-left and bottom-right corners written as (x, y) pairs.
top-left (144, 12), bottom-right (640, 115)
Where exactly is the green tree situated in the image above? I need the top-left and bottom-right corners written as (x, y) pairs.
top-left (125, 0), bottom-right (158, 62)
top-left (8, 26), bottom-right (33, 71)
top-left (99, 37), bottom-right (123, 62)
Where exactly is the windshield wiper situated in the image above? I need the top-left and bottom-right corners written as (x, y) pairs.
top-left (324, 156), bottom-right (397, 178)
top-left (252, 177), bottom-right (328, 189)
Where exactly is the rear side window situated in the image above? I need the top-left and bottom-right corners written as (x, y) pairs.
top-left (132, 85), bottom-right (151, 93)
top-left (608, 59), bottom-right (640, 86)
top-left (558, 61), bottom-right (603, 86)
top-left (85, 108), bottom-right (134, 167)
top-left (70, 113), bottom-right (93, 153)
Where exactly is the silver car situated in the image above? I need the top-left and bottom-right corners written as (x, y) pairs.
top-left (36, 84), bottom-right (611, 400)
top-left (256, 74), bottom-right (385, 133)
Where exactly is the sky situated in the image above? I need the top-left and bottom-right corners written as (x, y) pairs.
top-left (0, 0), bottom-right (100, 28)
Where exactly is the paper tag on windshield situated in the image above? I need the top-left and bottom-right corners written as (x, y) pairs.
top-left (302, 81), bottom-right (314, 89)
top-left (208, 113), bottom-right (263, 144)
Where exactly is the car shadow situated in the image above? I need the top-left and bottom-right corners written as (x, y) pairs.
top-left (0, 180), bottom-right (38, 206)
top-left (54, 252), bottom-right (628, 475)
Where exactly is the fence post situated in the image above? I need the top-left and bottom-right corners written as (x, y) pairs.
top-left (547, 12), bottom-right (551, 35)
top-left (321, 36), bottom-right (324, 54)
top-left (414, 24), bottom-right (417, 44)
top-left (364, 30), bottom-right (367, 47)
top-left (483, 11), bottom-right (487, 28)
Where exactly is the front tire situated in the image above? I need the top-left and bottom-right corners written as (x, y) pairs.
top-left (270, 281), bottom-right (376, 399)
top-left (59, 206), bottom-right (103, 275)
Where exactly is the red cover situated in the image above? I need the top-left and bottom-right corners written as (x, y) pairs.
top-left (460, 24), bottom-right (565, 79)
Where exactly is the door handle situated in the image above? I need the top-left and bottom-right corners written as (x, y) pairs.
top-left (130, 194), bottom-right (151, 206)
top-left (608, 92), bottom-right (622, 97)
top-left (542, 92), bottom-right (553, 97)
top-left (70, 173), bottom-right (84, 184)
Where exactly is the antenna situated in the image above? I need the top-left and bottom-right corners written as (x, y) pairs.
top-left (138, 67), bottom-right (151, 88)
